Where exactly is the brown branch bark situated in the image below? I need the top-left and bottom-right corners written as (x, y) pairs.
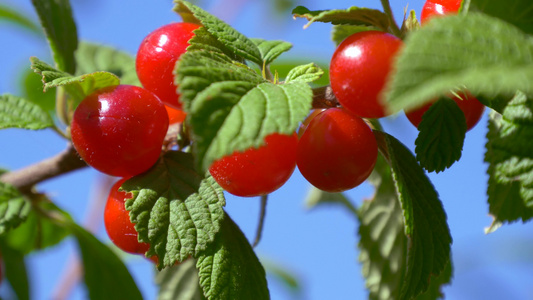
top-left (312, 85), bottom-right (339, 109)
top-left (0, 143), bottom-right (87, 192)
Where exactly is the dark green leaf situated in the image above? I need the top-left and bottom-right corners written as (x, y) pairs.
top-left (3, 200), bottom-right (72, 254)
top-left (386, 13), bottom-right (533, 113)
top-left (156, 259), bottom-right (205, 300)
top-left (374, 131), bottom-right (452, 299)
top-left (196, 212), bottom-right (269, 300)
top-left (285, 63), bottom-right (324, 83)
top-left (70, 223), bottom-right (143, 300)
top-left (0, 94), bottom-right (54, 130)
top-left (122, 151), bottom-right (226, 267)
top-left (31, 0), bottom-right (78, 73)
top-left (174, 1), bottom-right (263, 66)
top-left (250, 39), bottom-right (292, 66)
top-left (415, 97), bottom-right (467, 173)
top-left (358, 154), bottom-right (409, 300)
top-left (0, 4), bottom-right (41, 35)
top-left (30, 57), bottom-right (120, 101)
top-left (75, 42), bottom-right (140, 86)
top-left (415, 260), bottom-right (453, 300)
top-left (292, 6), bottom-right (390, 31)
top-left (470, 0), bottom-right (533, 35)
top-left (485, 93), bottom-right (533, 227)
top-left (0, 182), bottom-right (32, 235)
top-left (0, 240), bottom-right (30, 300)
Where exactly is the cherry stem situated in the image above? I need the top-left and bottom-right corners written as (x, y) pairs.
top-left (252, 194), bottom-right (268, 248)
top-left (380, 0), bottom-right (402, 37)
top-left (312, 85), bottom-right (339, 109)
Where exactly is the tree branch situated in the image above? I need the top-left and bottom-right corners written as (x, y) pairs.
top-left (0, 143), bottom-right (87, 192)
top-left (312, 85), bottom-right (339, 109)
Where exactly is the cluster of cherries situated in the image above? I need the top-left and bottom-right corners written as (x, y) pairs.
top-left (69, 0), bottom-right (484, 258)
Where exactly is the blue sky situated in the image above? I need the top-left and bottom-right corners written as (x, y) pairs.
top-left (1, 0), bottom-right (532, 299)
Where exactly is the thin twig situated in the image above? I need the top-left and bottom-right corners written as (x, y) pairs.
top-left (0, 144), bottom-right (87, 192)
top-left (312, 85), bottom-right (339, 109)
top-left (253, 194), bottom-right (268, 248)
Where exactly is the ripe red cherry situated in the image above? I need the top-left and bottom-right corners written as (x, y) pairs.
top-left (136, 22), bottom-right (201, 109)
top-left (209, 133), bottom-right (298, 197)
top-left (421, 0), bottom-right (462, 24)
top-left (298, 109), bottom-right (326, 138)
top-left (405, 93), bottom-right (485, 131)
top-left (71, 85), bottom-right (169, 177)
top-left (165, 105), bottom-right (187, 125)
top-left (297, 108), bottom-right (378, 193)
top-left (104, 179), bottom-right (150, 255)
top-left (329, 30), bottom-right (403, 119)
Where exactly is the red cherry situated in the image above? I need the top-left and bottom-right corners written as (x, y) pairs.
top-left (209, 133), bottom-right (298, 197)
top-left (104, 179), bottom-right (150, 255)
top-left (298, 109), bottom-right (326, 138)
top-left (297, 108), bottom-right (378, 193)
top-left (71, 85), bottom-right (169, 177)
top-left (405, 93), bottom-right (485, 131)
top-left (421, 0), bottom-right (462, 24)
top-left (329, 30), bottom-right (403, 119)
top-left (136, 22), bottom-right (201, 109)
top-left (165, 105), bottom-right (187, 125)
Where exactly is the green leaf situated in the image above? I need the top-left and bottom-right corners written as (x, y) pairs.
top-left (0, 94), bottom-right (54, 130)
top-left (196, 212), bottom-right (269, 300)
top-left (0, 240), bottom-right (30, 300)
top-left (304, 187), bottom-right (356, 215)
top-left (31, 0), bottom-right (78, 74)
top-left (470, 0), bottom-right (533, 35)
top-left (485, 93), bottom-right (533, 226)
top-left (386, 13), bottom-right (533, 113)
top-left (191, 80), bottom-right (311, 171)
top-left (415, 97), bottom-right (467, 173)
top-left (121, 151), bottom-right (226, 267)
top-left (0, 182), bottom-right (32, 235)
top-left (331, 24), bottom-right (375, 46)
top-left (156, 259), bottom-right (206, 300)
top-left (3, 200), bottom-right (72, 254)
top-left (374, 131), bottom-right (452, 299)
top-left (262, 259), bottom-right (301, 294)
top-left (358, 155), bottom-right (409, 300)
top-left (415, 260), bottom-right (453, 300)
top-left (30, 57), bottom-right (120, 101)
top-left (70, 223), bottom-right (143, 300)
top-left (174, 1), bottom-right (263, 66)
top-left (75, 42), bottom-right (141, 86)
top-left (291, 6), bottom-right (390, 31)
top-left (270, 60), bottom-right (329, 87)
top-left (285, 63), bottom-right (324, 83)
top-left (250, 39), bottom-right (292, 66)
top-left (21, 69), bottom-right (56, 117)
top-left (0, 4), bottom-right (41, 35)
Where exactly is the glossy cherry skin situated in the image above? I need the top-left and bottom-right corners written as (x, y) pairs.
top-left (421, 0), bottom-right (462, 24)
top-left (209, 133), bottom-right (298, 197)
top-left (104, 179), bottom-right (150, 255)
top-left (297, 108), bottom-right (378, 193)
top-left (330, 31), bottom-right (403, 119)
top-left (405, 93), bottom-right (485, 131)
top-left (298, 109), bottom-right (326, 138)
top-left (136, 22), bottom-right (201, 109)
top-left (71, 85), bottom-right (169, 177)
